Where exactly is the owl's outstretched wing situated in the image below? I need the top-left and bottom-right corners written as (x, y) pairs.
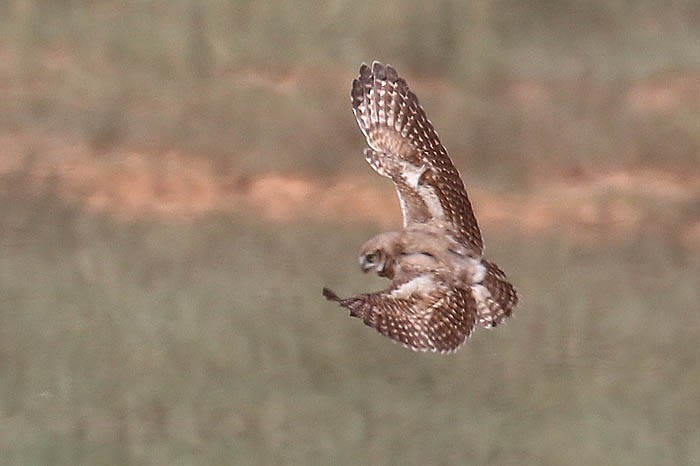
top-left (351, 61), bottom-right (483, 253)
top-left (323, 272), bottom-right (477, 353)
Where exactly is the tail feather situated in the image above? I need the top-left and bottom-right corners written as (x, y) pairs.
top-left (474, 260), bottom-right (519, 328)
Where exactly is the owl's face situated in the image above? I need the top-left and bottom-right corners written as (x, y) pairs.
top-left (359, 248), bottom-right (389, 275)
top-left (359, 232), bottom-right (399, 279)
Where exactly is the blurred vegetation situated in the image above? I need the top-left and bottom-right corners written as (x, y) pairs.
top-left (1, 1), bottom-right (700, 465)
top-left (1, 176), bottom-right (699, 465)
top-left (2, 0), bottom-right (700, 182)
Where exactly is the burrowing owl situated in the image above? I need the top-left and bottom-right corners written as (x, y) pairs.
top-left (323, 62), bottom-right (518, 353)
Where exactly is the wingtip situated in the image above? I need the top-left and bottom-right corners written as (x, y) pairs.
top-left (359, 61), bottom-right (396, 78)
top-left (322, 287), bottom-right (341, 301)
top-left (351, 77), bottom-right (363, 100)
top-left (372, 61), bottom-right (386, 80)
top-left (358, 63), bottom-right (371, 79)
top-left (355, 61), bottom-right (411, 101)
top-left (385, 64), bottom-right (398, 81)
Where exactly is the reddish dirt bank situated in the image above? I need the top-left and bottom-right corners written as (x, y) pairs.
top-left (1, 133), bottom-right (699, 249)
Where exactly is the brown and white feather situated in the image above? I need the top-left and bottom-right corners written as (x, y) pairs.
top-left (323, 272), bottom-right (477, 353)
top-left (475, 260), bottom-right (519, 328)
top-left (351, 61), bottom-right (484, 253)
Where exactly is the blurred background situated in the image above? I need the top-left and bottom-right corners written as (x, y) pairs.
top-left (1, 0), bottom-right (699, 464)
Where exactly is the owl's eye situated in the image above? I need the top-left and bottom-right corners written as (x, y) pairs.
top-left (365, 252), bottom-right (378, 263)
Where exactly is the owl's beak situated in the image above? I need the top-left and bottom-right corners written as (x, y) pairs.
top-left (359, 257), bottom-right (372, 273)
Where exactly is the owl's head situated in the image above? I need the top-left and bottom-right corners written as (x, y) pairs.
top-left (359, 232), bottom-right (399, 278)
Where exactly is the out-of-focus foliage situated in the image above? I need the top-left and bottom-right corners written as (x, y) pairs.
top-left (1, 183), bottom-right (699, 466)
top-left (2, 0), bottom-right (700, 179)
top-left (1, 1), bottom-right (700, 465)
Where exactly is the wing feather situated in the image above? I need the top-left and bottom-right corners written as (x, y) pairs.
top-left (323, 272), bottom-right (477, 353)
top-left (351, 61), bottom-right (483, 253)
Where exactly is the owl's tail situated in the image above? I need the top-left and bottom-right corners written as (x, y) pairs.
top-left (474, 260), bottom-right (519, 328)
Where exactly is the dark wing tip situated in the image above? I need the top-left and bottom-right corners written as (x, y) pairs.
top-left (351, 78), bottom-right (363, 102)
top-left (353, 61), bottom-right (404, 100)
top-left (322, 287), bottom-right (341, 301)
top-left (385, 64), bottom-right (399, 81)
top-left (359, 63), bottom-right (371, 80)
top-left (371, 61), bottom-right (386, 80)
top-left (366, 61), bottom-right (399, 82)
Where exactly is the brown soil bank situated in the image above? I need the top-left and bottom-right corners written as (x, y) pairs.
top-left (1, 133), bottom-right (699, 250)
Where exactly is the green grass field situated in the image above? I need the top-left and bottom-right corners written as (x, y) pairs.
top-left (1, 184), bottom-right (698, 465)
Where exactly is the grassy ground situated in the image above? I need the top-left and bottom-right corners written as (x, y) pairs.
top-left (1, 184), bottom-right (698, 466)
top-left (1, 1), bottom-right (700, 464)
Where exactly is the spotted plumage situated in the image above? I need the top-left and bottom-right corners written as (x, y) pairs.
top-left (351, 62), bottom-right (483, 252)
top-left (324, 62), bottom-right (518, 353)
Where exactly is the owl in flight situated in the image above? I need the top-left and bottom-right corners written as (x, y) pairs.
top-left (323, 62), bottom-right (518, 353)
